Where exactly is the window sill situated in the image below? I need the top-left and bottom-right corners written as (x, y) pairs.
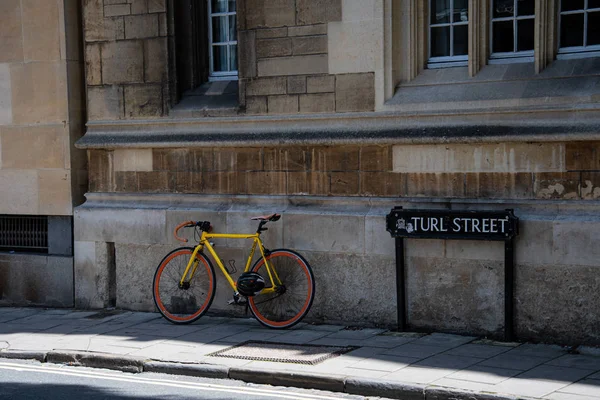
top-left (386, 58), bottom-right (600, 112)
top-left (169, 80), bottom-right (240, 118)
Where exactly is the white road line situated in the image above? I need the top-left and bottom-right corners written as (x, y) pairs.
top-left (0, 362), bottom-right (346, 400)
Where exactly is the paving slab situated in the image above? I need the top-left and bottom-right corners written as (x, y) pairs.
top-left (350, 354), bottom-right (419, 372)
top-left (505, 343), bottom-right (569, 359)
top-left (446, 364), bottom-right (521, 384)
top-left (546, 355), bottom-right (600, 370)
top-left (443, 343), bottom-right (512, 359)
top-left (551, 380), bottom-right (600, 397)
top-left (477, 353), bottom-right (552, 370)
top-left (383, 343), bottom-right (452, 359)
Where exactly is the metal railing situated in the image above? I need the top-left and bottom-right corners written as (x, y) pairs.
top-left (0, 215), bottom-right (48, 252)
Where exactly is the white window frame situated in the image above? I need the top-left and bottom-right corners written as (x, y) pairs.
top-left (489, 0), bottom-right (535, 64)
top-left (558, 0), bottom-right (600, 59)
top-left (207, 0), bottom-right (238, 81)
top-left (428, 0), bottom-right (469, 68)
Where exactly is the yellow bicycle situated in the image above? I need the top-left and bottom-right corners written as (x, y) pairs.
top-left (152, 214), bottom-right (315, 329)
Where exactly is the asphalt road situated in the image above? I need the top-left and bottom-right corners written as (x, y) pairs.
top-left (0, 359), bottom-right (384, 400)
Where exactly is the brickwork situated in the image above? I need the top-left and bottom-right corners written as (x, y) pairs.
top-left (88, 141), bottom-right (600, 200)
top-left (84, 0), bottom-right (167, 120)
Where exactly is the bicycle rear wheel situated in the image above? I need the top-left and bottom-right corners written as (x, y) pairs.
top-left (153, 247), bottom-right (216, 324)
top-left (248, 249), bottom-right (315, 329)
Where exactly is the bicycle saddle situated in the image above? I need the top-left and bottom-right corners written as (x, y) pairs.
top-left (250, 213), bottom-right (281, 222)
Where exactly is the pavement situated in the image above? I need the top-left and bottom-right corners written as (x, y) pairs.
top-left (1, 307), bottom-right (600, 400)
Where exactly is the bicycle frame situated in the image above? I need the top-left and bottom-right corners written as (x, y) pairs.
top-left (178, 231), bottom-right (282, 295)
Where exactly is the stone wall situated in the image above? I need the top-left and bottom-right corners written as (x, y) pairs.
top-left (0, 0), bottom-right (86, 216)
top-left (87, 142), bottom-right (600, 200)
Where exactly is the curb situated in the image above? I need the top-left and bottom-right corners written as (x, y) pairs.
top-left (0, 351), bottom-right (527, 400)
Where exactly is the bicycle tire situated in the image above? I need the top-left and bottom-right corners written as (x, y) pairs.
top-left (153, 247), bottom-right (216, 324)
top-left (248, 249), bottom-right (315, 329)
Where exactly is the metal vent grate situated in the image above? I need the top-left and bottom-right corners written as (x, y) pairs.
top-left (0, 215), bottom-right (48, 253)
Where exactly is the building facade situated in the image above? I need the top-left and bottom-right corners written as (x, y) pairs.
top-left (4, 0), bottom-right (595, 345)
top-left (0, 0), bottom-right (85, 307)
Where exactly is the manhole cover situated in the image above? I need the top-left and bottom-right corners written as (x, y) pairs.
top-left (207, 341), bottom-right (359, 365)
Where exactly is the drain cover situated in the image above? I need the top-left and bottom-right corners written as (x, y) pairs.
top-left (207, 341), bottom-right (359, 365)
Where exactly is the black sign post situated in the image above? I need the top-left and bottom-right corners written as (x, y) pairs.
top-left (386, 208), bottom-right (519, 341)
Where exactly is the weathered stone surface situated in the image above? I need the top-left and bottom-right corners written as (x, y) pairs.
top-left (328, 19), bottom-right (380, 75)
top-left (10, 62), bottom-right (68, 124)
top-left (566, 142), bottom-right (600, 171)
top-left (258, 54), bottom-right (328, 76)
top-left (264, 147), bottom-right (310, 171)
top-left (214, 148), bottom-right (262, 171)
top-left (255, 27), bottom-right (288, 38)
top-left (88, 86), bottom-right (124, 120)
top-left (268, 95), bottom-right (298, 114)
top-left (0, 0), bottom-right (24, 63)
top-left (124, 85), bottom-right (163, 118)
top-left (360, 171), bottom-right (405, 196)
top-left (125, 14), bottom-right (159, 39)
top-left (84, 0), bottom-right (125, 42)
top-left (287, 171), bottom-right (328, 194)
top-left (21, 0), bottom-right (60, 62)
top-left (406, 173), bottom-right (465, 198)
top-left (1, 125), bottom-right (66, 169)
top-left (74, 241), bottom-right (106, 309)
top-left (361, 146), bottom-right (391, 171)
top-left (307, 75), bottom-right (335, 93)
top-left (284, 213), bottom-right (365, 253)
top-left (534, 172), bottom-right (580, 199)
top-left (465, 173), bottom-right (533, 199)
top-left (104, 4), bottom-right (131, 17)
top-left (330, 172), bottom-right (359, 195)
top-left (38, 169), bottom-right (71, 215)
top-left (0, 170), bottom-right (38, 214)
top-left (130, 0), bottom-right (148, 14)
top-left (113, 149), bottom-right (153, 172)
top-left (144, 37), bottom-right (167, 82)
top-left (0, 64), bottom-right (12, 124)
top-left (552, 217), bottom-right (600, 267)
top-left (298, 93), bottom-right (335, 113)
top-left (292, 35), bottom-right (327, 55)
top-left (85, 44), bottom-right (102, 85)
top-left (89, 150), bottom-right (114, 192)
top-left (148, 0), bottom-right (166, 13)
top-left (257, 37), bottom-right (292, 58)
top-left (115, 171), bottom-right (138, 192)
top-left (335, 73), bottom-right (375, 112)
top-left (246, 77), bottom-right (287, 96)
top-left (245, 96), bottom-right (267, 114)
top-left (581, 172), bottom-right (600, 200)
top-left (238, 31), bottom-right (256, 79)
top-left (288, 24), bottom-right (327, 36)
top-left (246, 0), bottom-right (296, 28)
top-left (296, 0), bottom-right (342, 25)
top-left (287, 76), bottom-right (307, 94)
top-left (101, 41), bottom-right (144, 84)
top-left (246, 171), bottom-right (287, 194)
top-left (311, 146), bottom-right (360, 171)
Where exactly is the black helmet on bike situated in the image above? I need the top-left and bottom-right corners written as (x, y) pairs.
top-left (236, 272), bottom-right (265, 297)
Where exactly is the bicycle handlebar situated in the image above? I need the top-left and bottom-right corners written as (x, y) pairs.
top-left (174, 220), bottom-right (195, 243)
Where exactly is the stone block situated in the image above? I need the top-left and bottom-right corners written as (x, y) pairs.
top-left (263, 147), bottom-right (310, 171)
top-left (130, 0), bottom-right (148, 14)
top-left (287, 76), bottom-right (306, 94)
top-left (330, 172), bottom-right (359, 195)
top-left (88, 150), bottom-right (114, 192)
top-left (328, 20), bottom-right (380, 74)
top-left (10, 62), bottom-right (68, 124)
top-left (21, 0), bottom-right (60, 61)
top-left (38, 169), bottom-right (72, 215)
top-left (148, 0), bottom-right (167, 13)
top-left (84, 0), bottom-right (125, 42)
top-left (201, 171), bottom-right (246, 194)
top-left (307, 75), bottom-right (335, 93)
top-left (213, 148), bottom-right (262, 171)
top-left (406, 173), bottom-right (465, 198)
top-left (115, 171), bottom-right (138, 192)
top-left (288, 24), bottom-right (327, 36)
top-left (256, 38), bottom-right (292, 58)
top-left (0, 64), bottom-right (12, 124)
top-left (361, 146), bottom-right (391, 171)
top-left (125, 14), bottom-right (159, 39)
top-left (445, 240), bottom-right (504, 261)
top-left (245, 96), bottom-right (267, 114)
top-left (267, 95), bottom-right (298, 114)
top-left (246, 0), bottom-right (296, 29)
top-left (552, 217), bottom-right (600, 267)
top-left (153, 148), bottom-right (214, 172)
top-left (86, 44), bottom-right (102, 85)
top-left (534, 172), bottom-right (581, 199)
top-left (48, 216), bottom-right (74, 256)
top-left (408, 257), bottom-right (504, 336)
top-left (246, 77), bottom-right (287, 96)
top-left (311, 146), bottom-right (360, 171)
top-left (258, 55), bottom-right (328, 77)
top-left (298, 93), bottom-right (335, 113)
top-left (113, 149), bottom-right (153, 172)
top-left (515, 217), bottom-right (556, 265)
top-left (465, 173), bottom-right (533, 199)
top-left (101, 41), bottom-right (144, 84)
top-left (158, 12), bottom-right (167, 36)
top-left (365, 214), bottom-right (396, 257)
top-left (335, 73), bottom-right (375, 112)
top-left (137, 171), bottom-right (175, 192)
top-left (360, 171), bottom-right (406, 196)
top-left (238, 31), bottom-right (256, 79)
top-left (74, 241), bottom-right (106, 309)
top-left (88, 86), bottom-right (124, 120)
top-left (283, 213), bottom-right (365, 254)
top-left (296, 0), bottom-right (342, 25)
top-left (566, 142), bottom-right (600, 171)
top-left (581, 172), bottom-right (600, 200)
top-left (0, 170), bottom-right (38, 214)
top-left (75, 207), bottom-right (167, 244)
top-left (144, 37), bottom-right (167, 82)
top-left (104, 4), bottom-right (131, 17)
top-left (0, 0), bottom-right (23, 63)
top-left (255, 27), bottom-right (288, 38)
top-left (124, 85), bottom-right (163, 118)
top-left (292, 35), bottom-right (327, 55)
top-left (287, 171), bottom-right (329, 195)
top-left (1, 125), bottom-right (66, 169)
top-left (246, 171), bottom-right (287, 194)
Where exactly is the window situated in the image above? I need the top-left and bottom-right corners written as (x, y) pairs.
top-left (559, 0), bottom-right (600, 58)
top-left (208, 0), bottom-right (238, 80)
top-left (429, 0), bottom-right (469, 68)
top-left (0, 215), bottom-right (48, 254)
top-left (490, 0), bottom-right (535, 63)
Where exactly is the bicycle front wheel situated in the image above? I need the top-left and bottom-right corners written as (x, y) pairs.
top-left (153, 247), bottom-right (216, 324)
top-left (249, 249), bottom-right (315, 329)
